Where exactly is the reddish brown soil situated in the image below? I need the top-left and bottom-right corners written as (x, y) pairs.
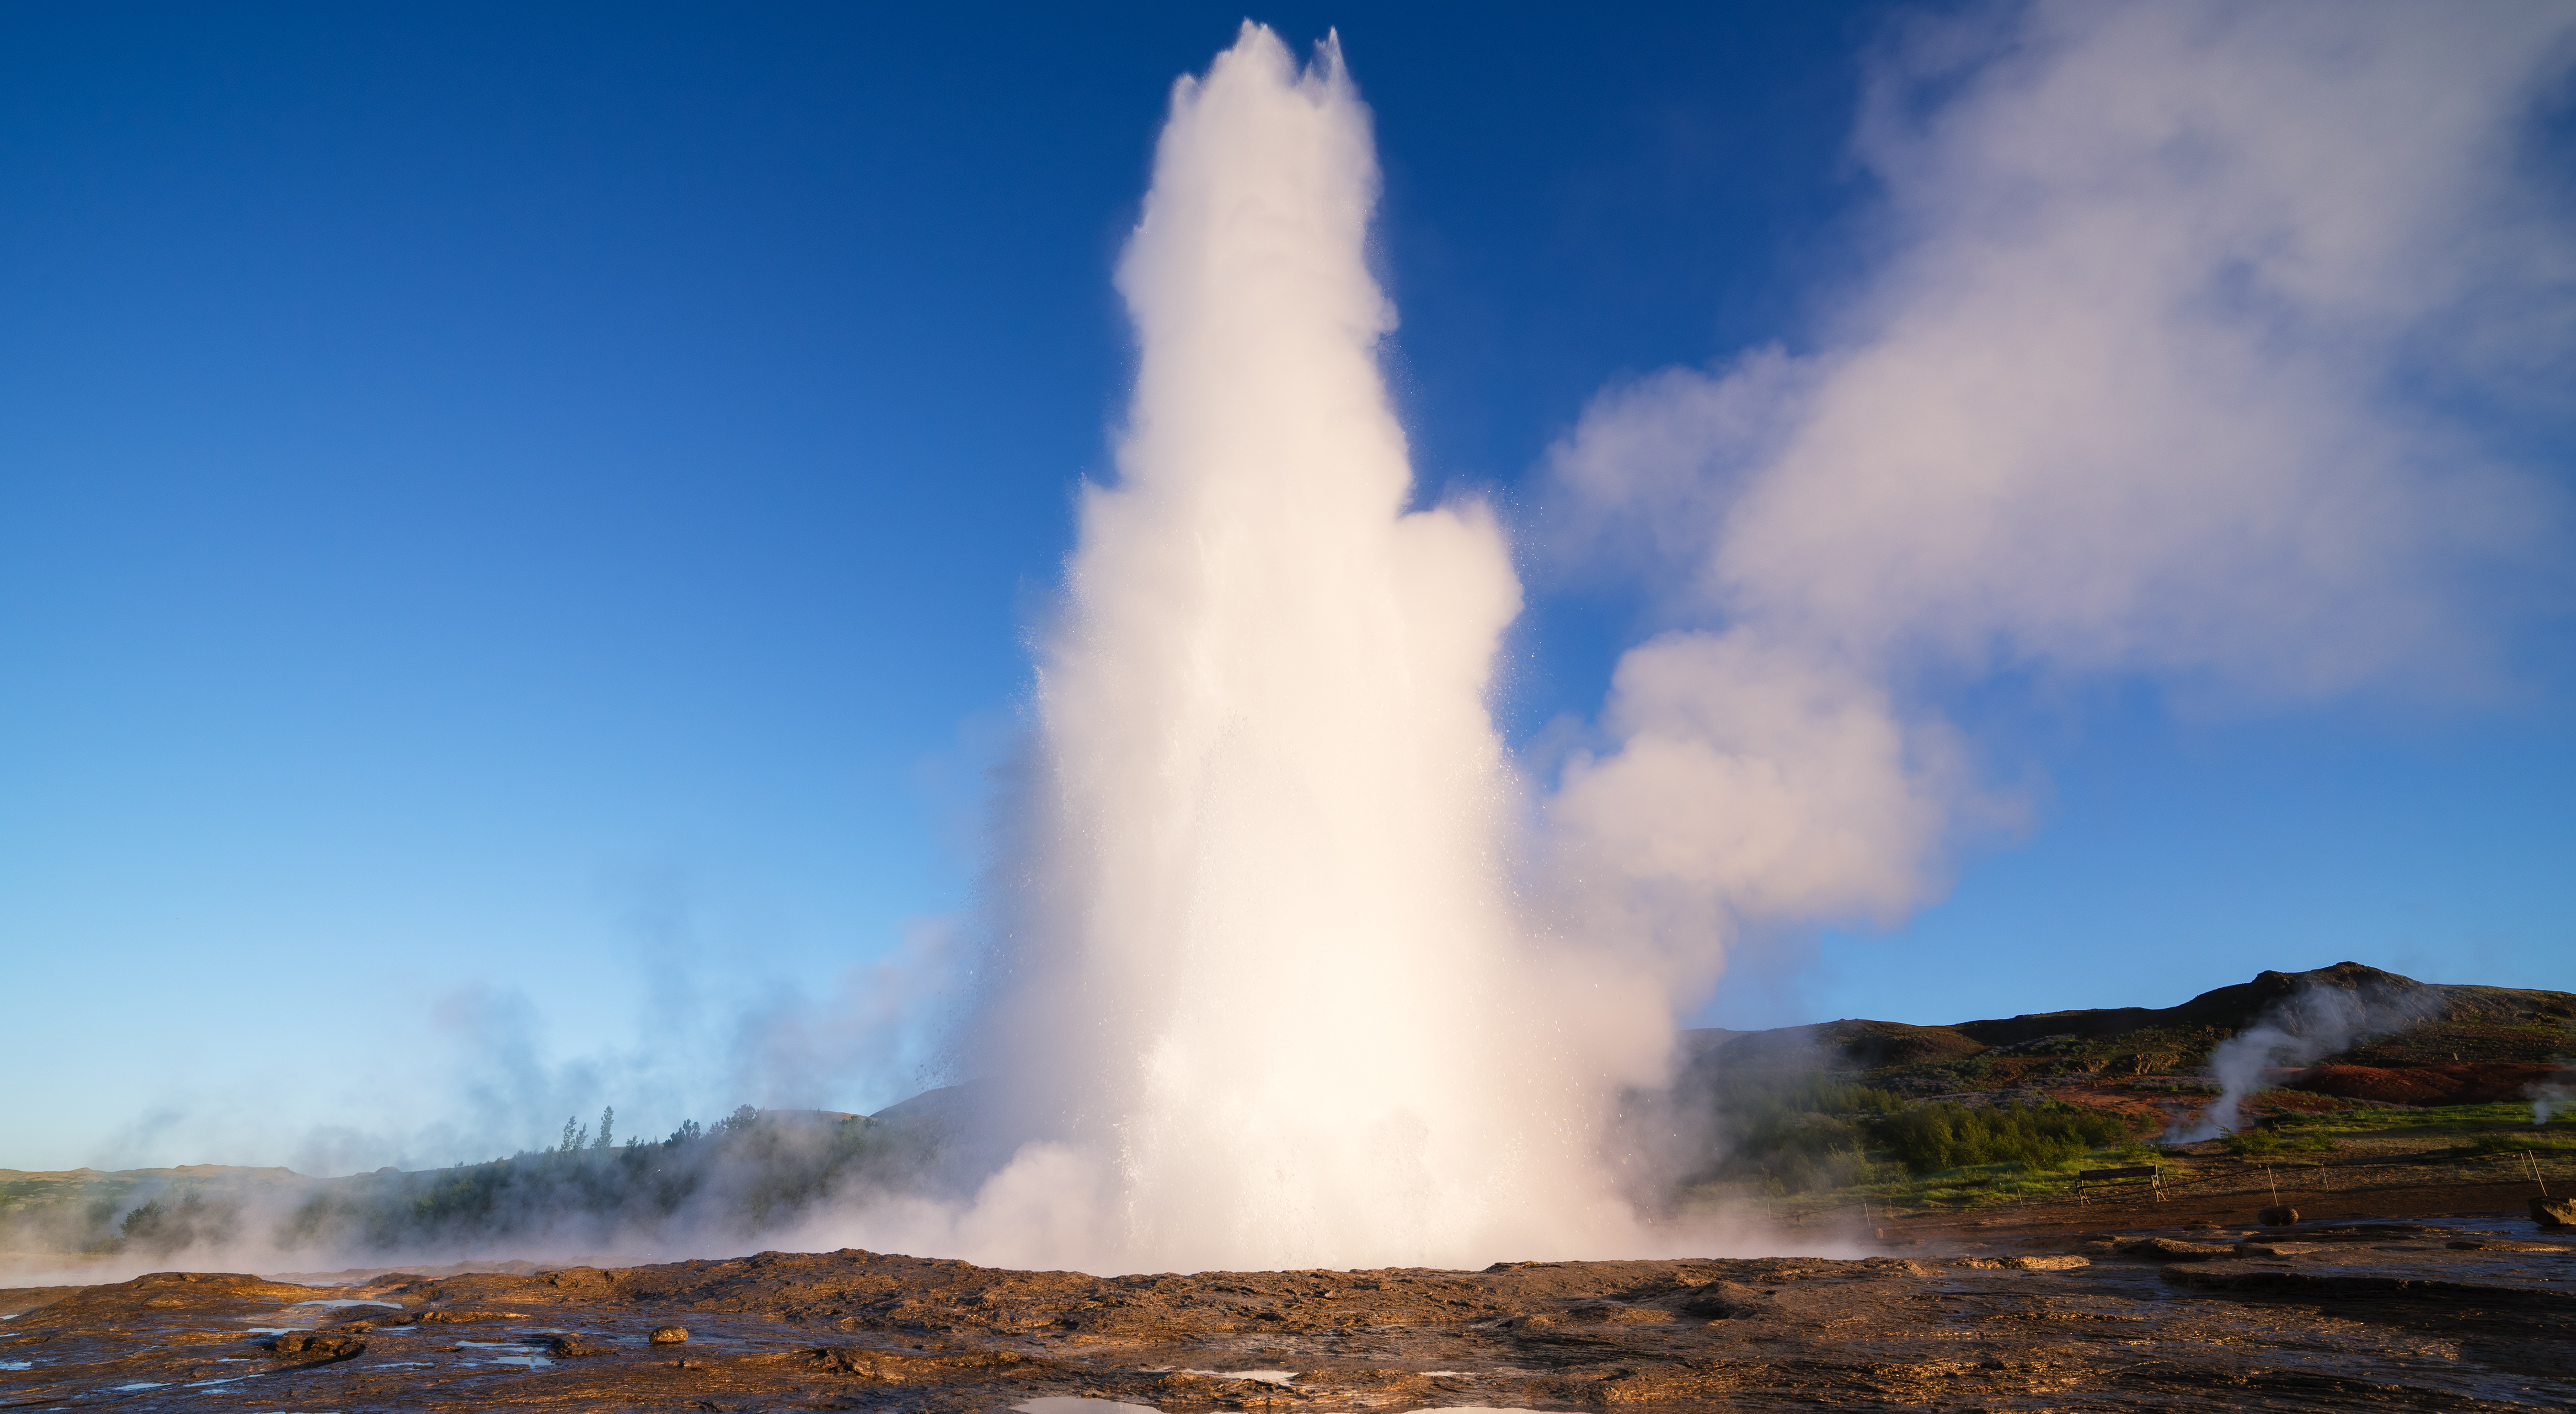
top-left (2038, 1083), bottom-right (2177, 1126)
top-left (2290, 1062), bottom-right (2563, 1106)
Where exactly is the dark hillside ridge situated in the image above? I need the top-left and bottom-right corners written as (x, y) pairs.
top-left (1950, 961), bottom-right (2434, 1049)
top-left (1691, 963), bottom-right (2575, 1074)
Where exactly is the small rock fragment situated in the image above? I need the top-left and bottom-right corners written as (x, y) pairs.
top-left (264, 1331), bottom-right (367, 1361)
top-left (544, 1333), bottom-right (613, 1356)
top-left (2532, 1197), bottom-right (2575, 1229)
top-left (2116, 1237), bottom-right (2238, 1261)
top-left (650, 1325), bottom-right (689, 1344)
top-left (2258, 1205), bottom-right (2298, 1226)
top-left (2234, 1242), bottom-right (2325, 1258)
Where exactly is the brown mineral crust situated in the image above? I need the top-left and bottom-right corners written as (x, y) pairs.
top-left (0, 1286), bottom-right (82, 1318)
top-left (2, 1239), bottom-right (2569, 1410)
top-left (1882, 1176), bottom-right (2565, 1239)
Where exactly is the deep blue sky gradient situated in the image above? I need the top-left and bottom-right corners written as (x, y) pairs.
top-left (4, 3), bottom-right (2568, 1169)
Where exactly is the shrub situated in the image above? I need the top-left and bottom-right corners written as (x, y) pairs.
top-left (1696, 1074), bottom-right (1905, 1194)
top-left (1868, 1102), bottom-right (2138, 1175)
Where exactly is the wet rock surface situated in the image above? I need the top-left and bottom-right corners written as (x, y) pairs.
top-left (2, 1226), bottom-right (2569, 1411)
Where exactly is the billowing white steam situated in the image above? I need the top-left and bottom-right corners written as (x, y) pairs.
top-left (964, 25), bottom-right (1647, 1274)
top-left (1547, 0), bottom-right (2573, 971)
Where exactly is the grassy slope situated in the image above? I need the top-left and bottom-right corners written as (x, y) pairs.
top-left (1677, 964), bottom-right (2575, 1221)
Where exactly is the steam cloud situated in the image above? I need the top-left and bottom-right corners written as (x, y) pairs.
top-left (2170, 981), bottom-right (2437, 1143)
top-left (954, 26), bottom-right (1648, 1272)
top-left (1545, 0), bottom-right (2572, 979)
top-left (2533, 1066), bottom-right (2575, 1125)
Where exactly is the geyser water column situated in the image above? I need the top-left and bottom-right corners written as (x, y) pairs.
top-left (993, 25), bottom-right (1637, 1272)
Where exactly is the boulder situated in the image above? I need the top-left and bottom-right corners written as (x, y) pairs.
top-left (2257, 1206), bottom-right (2298, 1227)
top-left (650, 1325), bottom-right (689, 1344)
top-left (2532, 1197), bottom-right (2575, 1228)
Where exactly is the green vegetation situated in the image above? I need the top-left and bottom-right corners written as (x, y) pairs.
top-left (1700, 1075), bottom-right (1904, 1195)
top-left (2221, 1126), bottom-right (2338, 1157)
top-left (1689, 1071), bottom-right (2151, 1203)
top-left (2267, 1100), bottom-right (2571, 1135)
top-left (1869, 1101), bottom-right (2138, 1175)
top-left (2463, 1131), bottom-right (2576, 1155)
top-left (0, 1103), bottom-right (951, 1262)
top-left (267, 1104), bottom-right (933, 1253)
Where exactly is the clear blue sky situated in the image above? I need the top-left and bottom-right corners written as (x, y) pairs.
top-left (5, 2), bottom-right (2569, 1172)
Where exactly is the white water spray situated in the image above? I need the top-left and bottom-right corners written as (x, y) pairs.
top-left (964, 25), bottom-right (1651, 1274)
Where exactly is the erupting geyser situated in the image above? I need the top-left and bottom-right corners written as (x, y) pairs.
top-left (964, 25), bottom-right (1647, 1273)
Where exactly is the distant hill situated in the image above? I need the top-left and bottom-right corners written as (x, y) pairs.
top-left (1683, 962), bottom-right (2574, 1096)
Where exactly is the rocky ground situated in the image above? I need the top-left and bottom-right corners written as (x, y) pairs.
top-left (5, 1211), bottom-right (2570, 1412)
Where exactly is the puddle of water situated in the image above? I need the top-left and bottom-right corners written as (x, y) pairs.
top-left (452, 1344), bottom-right (552, 1369)
top-left (285, 1300), bottom-right (401, 1310)
top-left (0, 1359), bottom-right (30, 1370)
top-left (1014, 1400), bottom-right (1163, 1414)
top-left (112, 1382), bottom-right (168, 1390)
top-left (1181, 1369), bottom-right (1296, 1386)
